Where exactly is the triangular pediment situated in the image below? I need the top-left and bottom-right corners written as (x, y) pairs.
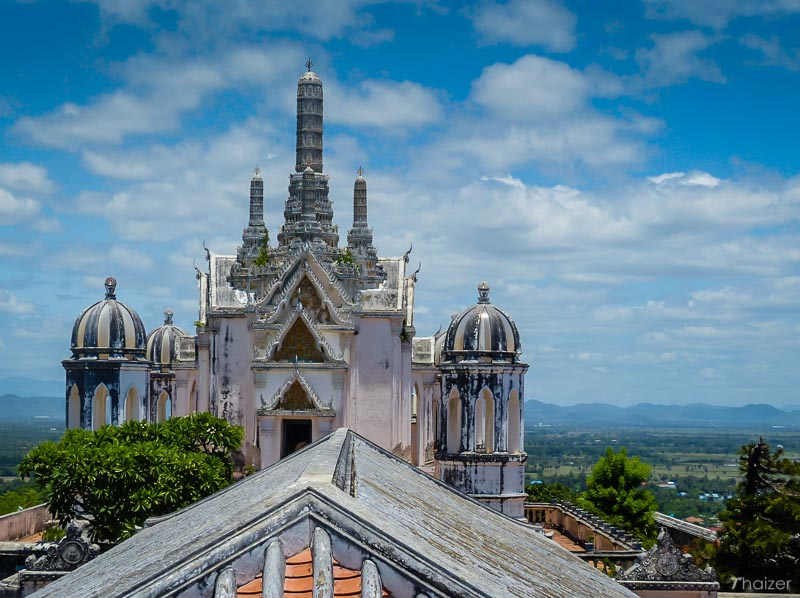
top-left (275, 318), bottom-right (325, 362)
top-left (262, 370), bottom-right (328, 411)
top-left (266, 311), bottom-right (342, 363)
top-left (255, 250), bottom-right (354, 327)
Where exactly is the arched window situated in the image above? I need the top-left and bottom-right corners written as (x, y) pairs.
top-left (125, 387), bottom-right (139, 422)
top-left (411, 384), bottom-right (420, 465)
top-left (190, 381), bottom-right (198, 414)
top-left (508, 390), bottom-right (521, 454)
top-left (432, 394), bottom-right (440, 446)
top-left (157, 390), bottom-right (171, 422)
top-left (446, 388), bottom-right (461, 454)
top-left (68, 384), bottom-right (81, 429)
top-left (477, 388), bottom-right (495, 453)
top-left (92, 384), bottom-right (109, 430)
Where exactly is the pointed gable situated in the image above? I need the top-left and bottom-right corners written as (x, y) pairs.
top-left (274, 318), bottom-right (325, 362)
top-left (275, 380), bottom-right (315, 410)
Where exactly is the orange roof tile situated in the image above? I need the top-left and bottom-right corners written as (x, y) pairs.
top-left (236, 548), bottom-right (390, 598)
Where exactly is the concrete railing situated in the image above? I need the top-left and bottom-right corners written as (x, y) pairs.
top-left (525, 501), bottom-right (642, 551)
top-left (0, 504), bottom-right (50, 542)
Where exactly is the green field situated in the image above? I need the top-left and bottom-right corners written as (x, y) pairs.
top-left (524, 426), bottom-right (800, 522)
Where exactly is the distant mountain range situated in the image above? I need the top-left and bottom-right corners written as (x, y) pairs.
top-left (525, 400), bottom-right (800, 429)
top-left (0, 376), bottom-right (62, 398)
top-left (1, 391), bottom-right (798, 429)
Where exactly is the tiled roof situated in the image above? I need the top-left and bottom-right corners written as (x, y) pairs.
top-left (235, 548), bottom-right (390, 597)
top-left (30, 429), bottom-right (637, 598)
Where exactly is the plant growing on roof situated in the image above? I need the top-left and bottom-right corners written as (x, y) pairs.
top-left (335, 248), bottom-right (354, 267)
top-left (253, 230), bottom-right (270, 268)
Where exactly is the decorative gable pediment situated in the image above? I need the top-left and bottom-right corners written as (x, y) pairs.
top-left (262, 310), bottom-right (344, 363)
top-left (261, 371), bottom-right (329, 412)
top-left (254, 249), bottom-right (355, 328)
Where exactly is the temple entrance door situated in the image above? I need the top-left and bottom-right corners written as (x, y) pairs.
top-left (281, 419), bottom-right (312, 458)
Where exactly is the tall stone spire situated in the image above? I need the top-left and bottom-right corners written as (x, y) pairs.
top-left (347, 168), bottom-right (375, 254)
top-left (295, 58), bottom-right (323, 174)
top-left (279, 62), bottom-right (338, 249)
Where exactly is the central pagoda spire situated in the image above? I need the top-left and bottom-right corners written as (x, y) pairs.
top-left (278, 63), bottom-right (337, 249)
top-left (295, 58), bottom-right (324, 174)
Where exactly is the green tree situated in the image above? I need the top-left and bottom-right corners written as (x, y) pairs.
top-left (0, 484), bottom-right (45, 516)
top-left (526, 482), bottom-right (579, 503)
top-left (713, 437), bottom-right (800, 588)
top-left (18, 413), bottom-right (243, 543)
top-left (578, 447), bottom-right (658, 544)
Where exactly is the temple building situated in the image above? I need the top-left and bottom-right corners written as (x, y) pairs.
top-left (62, 62), bottom-right (526, 518)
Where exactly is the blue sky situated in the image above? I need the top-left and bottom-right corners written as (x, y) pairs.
top-left (1, 0), bottom-right (800, 406)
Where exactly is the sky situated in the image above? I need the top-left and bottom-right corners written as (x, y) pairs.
top-left (1, 0), bottom-right (799, 407)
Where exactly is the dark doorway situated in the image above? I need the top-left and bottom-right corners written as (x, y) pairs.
top-left (281, 419), bottom-right (312, 458)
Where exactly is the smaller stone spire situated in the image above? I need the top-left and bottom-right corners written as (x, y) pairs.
top-left (104, 276), bottom-right (117, 300)
top-left (347, 168), bottom-right (374, 253)
top-left (248, 166), bottom-right (264, 227)
top-left (239, 167), bottom-right (269, 263)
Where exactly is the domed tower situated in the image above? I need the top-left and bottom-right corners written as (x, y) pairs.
top-left (63, 277), bottom-right (150, 430)
top-left (435, 282), bottom-right (528, 518)
top-left (146, 308), bottom-right (186, 423)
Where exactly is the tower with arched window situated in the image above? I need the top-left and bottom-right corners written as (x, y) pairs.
top-left (63, 277), bottom-right (150, 430)
top-left (434, 282), bottom-right (528, 518)
top-left (146, 308), bottom-right (187, 422)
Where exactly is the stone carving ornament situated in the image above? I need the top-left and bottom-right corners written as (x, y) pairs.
top-left (617, 528), bottom-right (717, 583)
top-left (25, 521), bottom-right (99, 572)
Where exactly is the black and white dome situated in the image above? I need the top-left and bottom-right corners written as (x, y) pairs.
top-left (70, 277), bottom-right (147, 359)
top-left (441, 282), bottom-right (521, 363)
top-left (146, 308), bottom-right (186, 366)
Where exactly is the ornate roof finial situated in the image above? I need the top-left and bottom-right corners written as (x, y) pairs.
top-left (357, 166), bottom-right (364, 178)
top-left (253, 164), bottom-right (261, 177)
top-left (164, 308), bottom-right (174, 325)
top-left (305, 57), bottom-right (313, 72)
top-left (477, 281), bottom-right (490, 304)
top-left (104, 276), bottom-right (117, 300)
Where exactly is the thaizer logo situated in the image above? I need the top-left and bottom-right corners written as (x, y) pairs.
top-left (729, 576), bottom-right (792, 592)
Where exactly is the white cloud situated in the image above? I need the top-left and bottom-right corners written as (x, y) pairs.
top-left (471, 55), bottom-right (587, 119)
top-left (0, 189), bottom-right (40, 225)
top-left (429, 54), bottom-right (650, 172)
top-left (470, 0), bottom-right (576, 52)
top-left (740, 34), bottom-right (800, 71)
top-left (83, 0), bottom-right (396, 43)
top-left (12, 45), bottom-right (304, 148)
top-left (698, 367), bottom-right (725, 379)
top-left (0, 291), bottom-right (35, 314)
top-left (644, 0), bottom-right (800, 28)
top-left (635, 31), bottom-right (725, 87)
top-left (0, 163), bottom-right (55, 194)
top-left (326, 79), bottom-right (443, 129)
top-left (648, 170), bottom-right (720, 187)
